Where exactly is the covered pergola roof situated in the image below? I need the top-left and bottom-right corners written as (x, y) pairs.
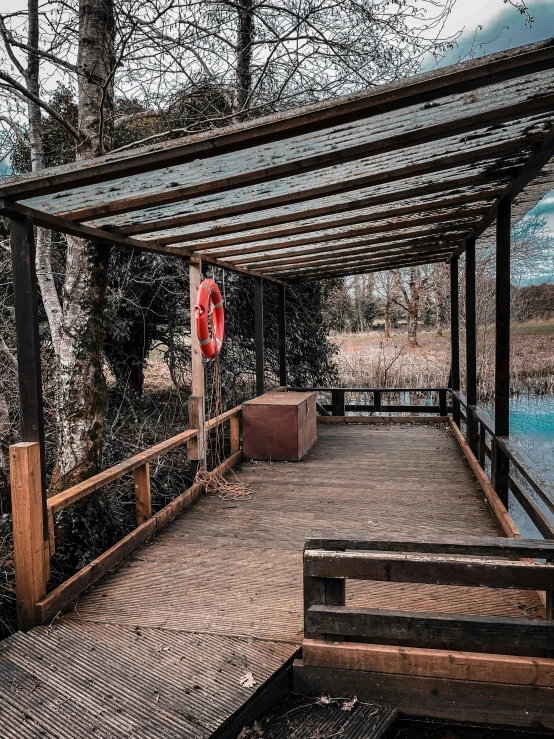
top-left (2, 38), bottom-right (554, 284)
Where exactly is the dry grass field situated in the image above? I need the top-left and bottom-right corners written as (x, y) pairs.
top-left (331, 321), bottom-right (554, 397)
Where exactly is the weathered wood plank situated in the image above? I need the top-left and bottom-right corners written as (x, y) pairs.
top-left (10, 442), bottom-right (48, 631)
top-left (302, 639), bottom-right (554, 686)
top-left (47, 427), bottom-right (199, 514)
top-left (3, 38), bottom-right (552, 204)
top-left (304, 549), bottom-right (554, 590)
top-left (306, 605), bottom-right (554, 652)
top-left (36, 450), bottom-right (243, 623)
top-left (293, 660), bottom-right (554, 729)
top-left (305, 531), bottom-right (554, 559)
top-left (133, 462), bottom-right (152, 526)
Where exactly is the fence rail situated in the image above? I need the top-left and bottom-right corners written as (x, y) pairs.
top-left (453, 390), bottom-right (554, 543)
top-left (303, 533), bottom-right (554, 656)
top-left (290, 387), bottom-right (452, 417)
top-left (10, 404), bottom-right (243, 630)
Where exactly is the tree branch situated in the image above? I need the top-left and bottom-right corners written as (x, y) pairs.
top-left (0, 70), bottom-right (80, 140)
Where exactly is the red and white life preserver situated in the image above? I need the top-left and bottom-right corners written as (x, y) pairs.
top-left (195, 278), bottom-right (224, 359)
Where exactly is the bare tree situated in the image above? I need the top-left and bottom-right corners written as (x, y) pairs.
top-left (392, 265), bottom-right (433, 347)
top-left (432, 262), bottom-right (449, 336)
top-left (0, 0), bottom-right (459, 490)
top-left (374, 270), bottom-right (397, 339)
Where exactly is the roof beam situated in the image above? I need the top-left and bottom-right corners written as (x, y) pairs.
top-left (2, 39), bottom-right (552, 202)
top-left (298, 253), bottom-right (451, 281)
top-left (122, 187), bottom-right (502, 241)
top-left (62, 134), bottom-right (538, 223)
top-left (0, 200), bottom-right (286, 285)
top-left (249, 240), bottom-right (460, 273)
top-left (456, 126), bottom-right (554, 255)
top-left (183, 207), bottom-right (480, 261)
top-left (272, 245), bottom-right (455, 278)
top-left (108, 174), bottom-right (507, 236)
top-left (218, 220), bottom-right (479, 263)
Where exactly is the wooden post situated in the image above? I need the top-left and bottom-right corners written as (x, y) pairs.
top-left (188, 260), bottom-right (206, 474)
top-left (450, 256), bottom-right (461, 427)
top-left (466, 237), bottom-right (479, 455)
top-left (10, 442), bottom-right (47, 631)
top-left (493, 197), bottom-right (511, 506)
top-left (439, 389), bottom-right (447, 417)
top-left (479, 423), bottom-right (487, 469)
top-left (278, 282), bottom-right (287, 387)
top-left (134, 463), bottom-right (152, 525)
top-left (230, 414), bottom-right (241, 455)
top-left (254, 276), bottom-right (264, 396)
top-left (304, 571), bottom-right (345, 641)
top-left (10, 217), bottom-right (49, 563)
top-left (331, 390), bottom-right (345, 416)
top-left (373, 390), bottom-right (381, 414)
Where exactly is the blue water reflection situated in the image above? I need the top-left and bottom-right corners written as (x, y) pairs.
top-left (485, 395), bottom-right (554, 537)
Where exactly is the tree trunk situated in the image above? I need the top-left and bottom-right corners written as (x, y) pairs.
top-left (27, 0), bottom-right (63, 355)
top-left (384, 298), bottom-right (391, 339)
top-left (233, 0), bottom-right (254, 119)
top-left (50, 0), bottom-right (114, 491)
top-left (407, 267), bottom-right (420, 348)
top-left (434, 266), bottom-right (444, 337)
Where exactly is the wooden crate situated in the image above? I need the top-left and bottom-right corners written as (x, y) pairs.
top-left (242, 392), bottom-right (317, 461)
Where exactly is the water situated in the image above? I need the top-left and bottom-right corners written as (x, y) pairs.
top-left (485, 394), bottom-right (554, 538)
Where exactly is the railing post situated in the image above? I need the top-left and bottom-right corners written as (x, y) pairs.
top-left (493, 197), bottom-right (511, 506)
top-left (187, 396), bottom-right (205, 475)
top-left (331, 389), bottom-right (345, 416)
top-left (479, 423), bottom-right (486, 469)
top-left (439, 389), bottom-right (447, 417)
top-left (450, 256), bottom-right (461, 427)
top-left (254, 276), bottom-right (264, 396)
top-left (189, 260), bottom-right (206, 474)
top-left (465, 237), bottom-right (479, 455)
top-left (10, 216), bottom-right (49, 576)
top-left (230, 413), bottom-right (241, 455)
top-left (278, 283), bottom-right (287, 387)
top-left (134, 462), bottom-right (152, 525)
top-left (373, 390), bottom-right (381, 414)
top-left (10, 442), bottom-right (47, 631)
top-left (304, 562), bottom-right (345, 641)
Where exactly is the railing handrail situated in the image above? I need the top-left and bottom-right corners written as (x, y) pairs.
top-left (451, 389), bottom-right (554, 536)
top-left (48, 404), bottom-right (242, 514)
top-left (11, 401), bottom-right (244, 629)
top-left (290, 386), bottom-right (451, 393)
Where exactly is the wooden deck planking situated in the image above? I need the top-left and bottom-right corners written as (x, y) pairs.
top-left (0, 423), bottom-right (543, 737)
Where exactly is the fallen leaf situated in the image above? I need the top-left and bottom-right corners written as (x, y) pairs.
top-left (341, 696), bottom-right (358, 711)
top-left (239, 671), bottom-right (256, 688)
top-left (236, 720), bottom-right (263, 738)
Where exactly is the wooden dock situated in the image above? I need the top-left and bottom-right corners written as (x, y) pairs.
top-left (0, 423), bottom-right (544, 737)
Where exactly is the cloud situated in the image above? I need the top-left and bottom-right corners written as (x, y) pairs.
top-left (434, 0), bottom-right (554, 67)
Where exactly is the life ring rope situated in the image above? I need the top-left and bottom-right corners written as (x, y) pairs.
top-left (195, 278), bottom-right (224, 359)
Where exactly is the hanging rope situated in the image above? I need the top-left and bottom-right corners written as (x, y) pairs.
top-left (194, 272), bottom-right (253, 501)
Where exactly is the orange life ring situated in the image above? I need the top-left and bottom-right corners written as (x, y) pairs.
top-left (195, 278), bottom-right (224, 359)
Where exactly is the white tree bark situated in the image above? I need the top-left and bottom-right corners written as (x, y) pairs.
top-left (26, 0), bottom-right (63, 355)
top-left (51, 0), bottom-right (114, 490)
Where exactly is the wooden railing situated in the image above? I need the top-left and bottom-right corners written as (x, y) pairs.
top-left (10, 404), bottom-right (242, 630)
top-left (303, 532), bottom-right (554, 656)
top-left (452, 390), bottom-right (554, 542)
top-left (290, 387), bottom-right (452, 416)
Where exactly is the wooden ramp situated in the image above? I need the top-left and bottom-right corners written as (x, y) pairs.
top-left (0, 424), bottom-right (542, 737)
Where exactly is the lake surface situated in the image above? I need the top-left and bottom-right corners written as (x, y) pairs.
top-left (485, 394), bottom-right (554, 538)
